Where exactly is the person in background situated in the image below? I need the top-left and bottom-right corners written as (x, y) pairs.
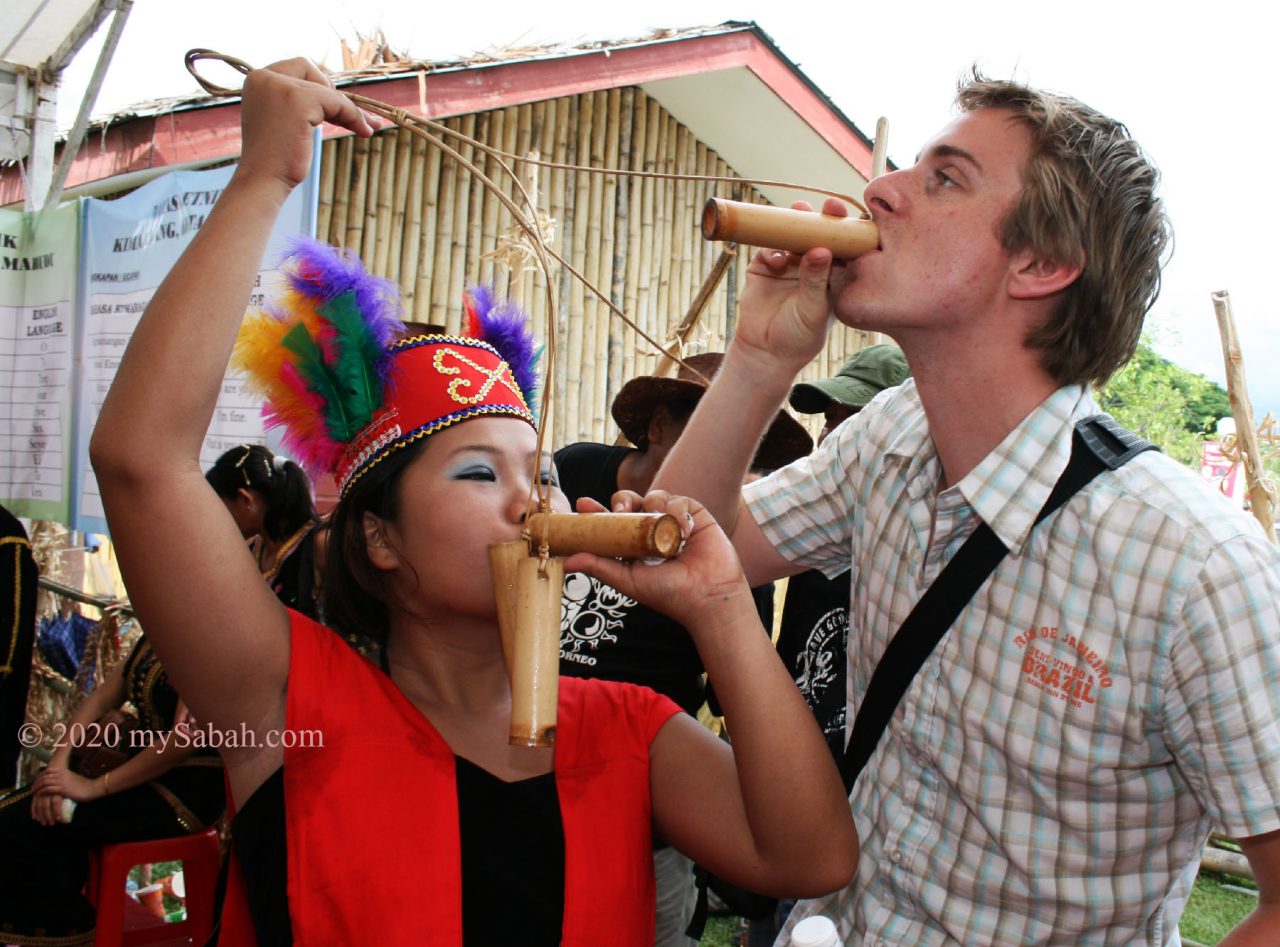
top-left (206, 443), bottom-right (321, 619)
top-left (0, 503), bottom-right (36, 789)
top-left (556, 352), bottom-right (811, 946)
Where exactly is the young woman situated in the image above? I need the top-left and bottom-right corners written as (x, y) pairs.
top-left (206, 444), bottom-right (321, 618)
top-left (89, 59), bottom-right (856, 945)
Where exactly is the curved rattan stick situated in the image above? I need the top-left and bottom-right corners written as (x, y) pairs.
top-left (184, 49), bottom-right (859, 532)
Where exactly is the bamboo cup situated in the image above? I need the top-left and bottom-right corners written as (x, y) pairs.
top-left (701, 198), bottom-right (879, 259)
top-left (509, 556), bottom-right (564, 747)
top-left (524, 511), bottom-right (681, 559)
top-left (488, 540), bottom-right (526, 662)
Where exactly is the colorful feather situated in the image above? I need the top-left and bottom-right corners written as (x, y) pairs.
top-left (233, 239), bottom-right (409, 478)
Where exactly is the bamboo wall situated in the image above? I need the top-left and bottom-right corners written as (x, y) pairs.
top-left (315, 86), bottom-right (877, 449)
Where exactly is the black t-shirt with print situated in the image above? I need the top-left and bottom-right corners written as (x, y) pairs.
top-left (775, 568), bottom-right (851, 761)
top-left (554, 441), bottom-right (772, 716)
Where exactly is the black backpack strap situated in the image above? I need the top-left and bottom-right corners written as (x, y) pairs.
top-left (839, 415), bottom-right (1154, 793)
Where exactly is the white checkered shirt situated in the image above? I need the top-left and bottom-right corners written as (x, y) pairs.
top-left (746, 381), bottom-right (1280, 945)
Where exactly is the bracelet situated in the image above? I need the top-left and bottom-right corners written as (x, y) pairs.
top-left (102, 771), bottom-right (111, 796)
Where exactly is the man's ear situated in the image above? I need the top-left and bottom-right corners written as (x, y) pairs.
top-left (1007, 249), bottom-right (1083, 301)
top-left (645, 406), bottom-right (669, 448)
top-left (363, 512), bottom-right (399, 571)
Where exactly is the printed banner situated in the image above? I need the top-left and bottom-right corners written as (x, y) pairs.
top-left (75, 153), bottom-right (318, 532)
top-left (0, 203), bottom-right (79, 520)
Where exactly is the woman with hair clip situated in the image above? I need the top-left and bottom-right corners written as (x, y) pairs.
top-left (88, 60), bottom-right (856, 945)
top-left (206, 443), bottom-right (321, 619)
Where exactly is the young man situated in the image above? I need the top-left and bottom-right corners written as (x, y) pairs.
top-left (652, 76), bottom-right (1280, 943)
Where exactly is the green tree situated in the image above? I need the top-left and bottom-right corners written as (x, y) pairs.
top-left (1095, 340), bottom-right (1231, 468)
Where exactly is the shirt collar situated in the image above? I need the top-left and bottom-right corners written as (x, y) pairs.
top-left (881, 381), bottom-right (943, 504)
top-left (956, 384), bottom-right (1095, 555)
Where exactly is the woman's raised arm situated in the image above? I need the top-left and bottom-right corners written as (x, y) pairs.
top-left (89, 61), bottom-right (379, 791)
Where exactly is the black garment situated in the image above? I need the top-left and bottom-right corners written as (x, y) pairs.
top-left (229, 760), bottom-right (566, 946)
top-left (775, 570), bottom-right (851, 762)
top-left (229, 768), bottom-right (290, 946)
top-left (0, 505), bottom-right (36, 788)
top-left (555, 442), bottom-right (775, 715)
top-left (0, 638), bottom-right (225, 946)
top-left (458, 757), bottom-right (564, 946)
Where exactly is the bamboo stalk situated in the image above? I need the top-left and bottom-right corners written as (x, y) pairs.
top-left (610, 88), bottom-right (634, 415)
top-left (363, 132), bottom-right (385, 263)
top-left (1212, 290), bottom-right (1277, 542)
top-left (464, 111), bottom-right (488, 290)
top-left (344, 134), bottom-right (370, 252)
top-left (593, 89), bottom-right (619, 438)
top-left (386, 127), bottom-right (412, 284)
top-left (444, 115), bottom-right (475, 332)
top-left (496, 104), bottom-right (521, 300)
top-left (508, 555), bottom-right (563, 748)
top-left (373, 129), bottom-right (397, 276)
top-left (621, 91), bottom-right (647, 388)
top-left (328, 135), bottom-right (353, 245)
top-left (676, 127), bottom-right (696, 347)
top-left (567, 93), bottom-right (592, 441)
top-left (316, 137), bottom-right (337, 245)
top-left (506, 104), bottom-right (532, 303)
top-left (428, 118), bottom-right (457, 327)
top-left (400, 129), bottom-right (428, 313)
top-left (581, 91), bottom-right (606, 439)
top-left (552, 96), bottom-right (574, 448)
top-left (416, 138), bottom-right (444, 324)
top-left (653, 111), bottom-right (675, 373)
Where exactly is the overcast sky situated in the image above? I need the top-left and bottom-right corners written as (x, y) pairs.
top-left (54, 0), bottom-right (1279, 419)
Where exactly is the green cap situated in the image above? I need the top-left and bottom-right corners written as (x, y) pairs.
top-left (789, 344), bottom-right (910, 414)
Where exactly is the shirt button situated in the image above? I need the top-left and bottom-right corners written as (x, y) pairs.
top-left (889, 849), bottom-right (903, 864)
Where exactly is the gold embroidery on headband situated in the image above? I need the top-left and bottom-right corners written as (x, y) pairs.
top-left (432, 347), bottom-right (521, 405)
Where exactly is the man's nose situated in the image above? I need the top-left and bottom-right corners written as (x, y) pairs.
top-left (862, 168), bottom-right (905, 217)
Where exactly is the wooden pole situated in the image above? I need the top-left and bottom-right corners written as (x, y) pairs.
top-left (871, 117), bottom-right (889, 180)
top-left (1212, 290), bottom-right (1277, 543)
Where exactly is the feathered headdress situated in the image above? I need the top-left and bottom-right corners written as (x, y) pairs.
top-left (234, 237), bottom-right (540, 496)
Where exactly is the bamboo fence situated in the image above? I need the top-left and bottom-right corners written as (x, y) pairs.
top-left (315, 86), bottom-right (876, 448)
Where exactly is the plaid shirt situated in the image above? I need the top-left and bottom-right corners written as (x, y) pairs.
top-left (746, 381), bottom-right (1280, 945)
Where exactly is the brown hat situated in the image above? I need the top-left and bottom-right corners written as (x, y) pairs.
top-left (611, 352), bottom-right (813, 470)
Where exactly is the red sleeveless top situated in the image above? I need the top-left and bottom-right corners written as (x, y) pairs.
top-left (219, 611), bottom-right (681, 945)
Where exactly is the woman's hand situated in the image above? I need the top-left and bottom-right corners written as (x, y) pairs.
top-left (30, 766), bottom-right (103, 825)
top-left (33, 766), bottom-right (105, 804)
top-left (564, 492), bottom-right (753, 630)
top-left (233, 58), bottom-right (381, 198)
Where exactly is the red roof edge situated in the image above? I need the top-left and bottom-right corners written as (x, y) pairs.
top-left (0, 23), bottom-right (874, 204)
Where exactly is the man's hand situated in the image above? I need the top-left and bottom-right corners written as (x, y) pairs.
top-left (732, 199), bottom-right (849, 376)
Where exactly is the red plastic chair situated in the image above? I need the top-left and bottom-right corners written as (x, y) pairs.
top-left (87, 826), bottom-right (222, 947)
